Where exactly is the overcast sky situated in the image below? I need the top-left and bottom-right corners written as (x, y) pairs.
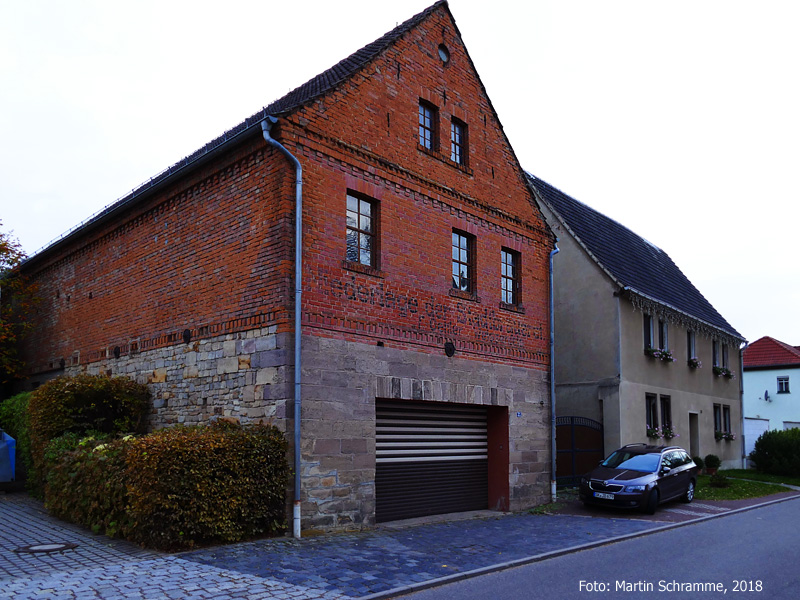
top-left (1, 0), bottom-right (798, 345)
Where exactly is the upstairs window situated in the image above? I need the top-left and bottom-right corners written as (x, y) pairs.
top-left (346, 194), bottom-right (376, 267)
top-left (712, 340), bottom-right (720, 367)
top-left (418, 101), bottom-right (438, 150)
top-left (687, 330), bottom-right (696, 359)
top-left (722, 343), bottom-right (729, 369)
top-left (643, 314), bottom-right (654, 349)
top-left (658, 320), bottom-right (669, 351)
top-left (778, 376), bottom-right (790, 393)
top-left (452, 230), bottom-right (475, 293)
top-left (450, 118), bottom-right (467, 165)
top-left (501, 248), bottom-right (520, 305)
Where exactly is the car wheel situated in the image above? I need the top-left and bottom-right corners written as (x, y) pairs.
top-left (644, 489), bottom-right (659, 515)
top-left (682, 480), bottom-right (695, 503)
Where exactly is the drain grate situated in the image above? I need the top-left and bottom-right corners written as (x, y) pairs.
top-left (14, 543), bottom-right (78, 554)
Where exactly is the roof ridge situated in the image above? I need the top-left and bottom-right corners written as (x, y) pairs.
top-left (743, 336), bottom-right (800, 367)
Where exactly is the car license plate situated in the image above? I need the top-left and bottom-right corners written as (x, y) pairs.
top-left (593, 492), bottom-right (614, 500)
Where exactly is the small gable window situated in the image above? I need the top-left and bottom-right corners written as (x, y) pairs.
top-left (450, 118), bottom-right (467, 165)
top-left (418, 101), bottom-right (438, 150)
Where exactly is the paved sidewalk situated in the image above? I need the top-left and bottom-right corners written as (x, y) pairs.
top-left (3, 490), bottom-right (798, 599)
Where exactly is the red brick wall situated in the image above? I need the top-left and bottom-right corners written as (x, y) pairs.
top-left (21, 4), bottom-right (552, 376)
top-left (282, 4), bottom-right (553, 368)
top-left (21, 140), bottom-right (296, 374)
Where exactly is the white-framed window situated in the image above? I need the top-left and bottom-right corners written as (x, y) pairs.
top-left (500, 248), bottom-right (520, 305)
top-left (450, 118), bottom-right (467, 165)
top-left (714, 403), bottom-right (732, 434)
top-left (778, 376), bottom-right (790, 394)
top-left (687, 330), bottom-right (696, 359)
top-left (658, 319), bottom-right (669, 351)
top-left (346, 193), bottom-right (377, 267)
top-left (452, 230), bottom-right (475, 293)
top-left (418, 101), bottom-right (438, 150)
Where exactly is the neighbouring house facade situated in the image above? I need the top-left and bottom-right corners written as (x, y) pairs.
top-left (528, 175), bottom-right (746, 472)
top-left (742, 336), bottom-right (800, 457)
top-left (17, 2), bottom-right (555, 531)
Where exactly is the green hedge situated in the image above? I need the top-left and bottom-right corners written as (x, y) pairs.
top-left (43, 433), bottom-right (133, 537)
top-left (28, 374), bottom-right (150, 490)
top-left (43, 422), bottom-right (289, 550)
top-left (0, 392), bottom-right (31, 475)
top-left (749, 428), bottom-right (800, 476)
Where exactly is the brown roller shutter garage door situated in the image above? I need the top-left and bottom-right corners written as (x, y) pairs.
top-left (375, 400), bottom-right (488, 523)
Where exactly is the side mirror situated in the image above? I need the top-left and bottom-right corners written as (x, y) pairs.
top-left (661, 466), bottom-right (671, 475)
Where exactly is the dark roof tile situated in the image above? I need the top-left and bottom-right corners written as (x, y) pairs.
top-left (528, 173), bottom-right (742, 339)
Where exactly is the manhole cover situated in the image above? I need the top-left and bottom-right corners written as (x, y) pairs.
top-left (14, 543), bottom-right (78, 554)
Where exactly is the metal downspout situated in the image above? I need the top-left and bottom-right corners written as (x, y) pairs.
top-left (261, 117), bottom-right (304, 539)
top-left (739, 342), bottom-right (748, 469)
top-left (549, 242), bottom-right (560, 503)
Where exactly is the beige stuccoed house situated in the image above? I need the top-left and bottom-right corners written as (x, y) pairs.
top-left (528, 175), bottom-right (746, 473)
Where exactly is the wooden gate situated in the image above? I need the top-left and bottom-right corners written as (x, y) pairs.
top-left (556, 416), bottom-right (604, 485)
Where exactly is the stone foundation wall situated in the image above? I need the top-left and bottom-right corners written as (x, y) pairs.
top-left (58, 326), bottom-right (291, 431)
top-left (36, 327), bottom-right (551, 533)
top-left (299, 334), bottom-right (552, 531)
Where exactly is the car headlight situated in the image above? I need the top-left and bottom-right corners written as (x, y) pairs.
top-left (624, 485), bottom-right (646, 493)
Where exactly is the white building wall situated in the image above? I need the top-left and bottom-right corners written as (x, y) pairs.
top-left (743, 366), bottom-right (800, 431)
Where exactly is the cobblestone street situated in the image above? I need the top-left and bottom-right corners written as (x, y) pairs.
top-left (3, 491), bottom-right (798, 599)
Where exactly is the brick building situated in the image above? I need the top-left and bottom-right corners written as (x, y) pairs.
top-left (18, 1), bottom-right (555, 531)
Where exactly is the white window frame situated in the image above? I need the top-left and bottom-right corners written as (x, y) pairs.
top-left (658, 319), bottom-right (669, 351)
top-left (687, 330), bottom-right (696, 360)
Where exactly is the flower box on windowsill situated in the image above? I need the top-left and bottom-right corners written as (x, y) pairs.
top-left (646, 426), bottom-right (678, 441)
top-left (714, 431), bottom-right (736, 441)
top-left (644, 347), bottom-right (675, 362)
top-left (713, 366), bottom-right (735, 379)
top-left (688, 357), bottom-right (702, 369)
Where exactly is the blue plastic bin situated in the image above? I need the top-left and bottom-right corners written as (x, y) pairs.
top-left (0, 430), bottom-right (15, 482)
